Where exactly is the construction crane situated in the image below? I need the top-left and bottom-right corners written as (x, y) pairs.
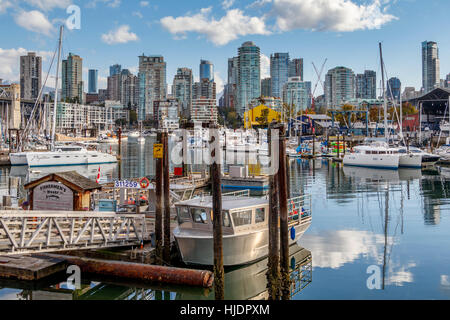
top-left (311, 59), bottom-right (327, 112)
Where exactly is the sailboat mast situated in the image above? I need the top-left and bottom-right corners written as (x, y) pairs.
top-left (51, 25), bottom-right (64, 151)
top-left (379, 43), bottom-right (388, 141)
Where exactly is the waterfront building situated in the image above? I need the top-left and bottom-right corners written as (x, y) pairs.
top-left (325, 66), bottom-right (356, 108)
top-left (62, 53), bottom-right (84, 104)
top-left (88, 69), bottom-right (98, 94)
top-left (282, 77), bottom-right (312, 113)
top-left (237, 41), bottom-right (261, 116)
top-left (191, 98), bottom-right (218, 124)
top-left (270, 52), bottom-right (290, 99)
top-left (244, 104), bottom-right (280, 129)
top-left (85, 93), bottom-right (99, 105)
top-left (153, 98), bottom-right (179, 130)
top-left (138, 55), bottom-right (167, 119)
top-left (261, 78), bottom-right (271, 97)
top-left (200, 60), bottom-right (214, 81)
top-left (356, 70), bottom-right (376, 99)
top-left (20, 52), bottom-right (42, 100)
top-left (172, 68), bottom-right (193, 118)
top-left (289, 58), bottom-right (303, 80)
top-left (110, 64), bottom-right (122, 77)
top-left (387, 77), bottom-right (401, 101)
top-left (422, 41), bottom-right (440, 93)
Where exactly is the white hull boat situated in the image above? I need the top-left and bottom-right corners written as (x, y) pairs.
top-left (343, 141), bottom-right (400, 170)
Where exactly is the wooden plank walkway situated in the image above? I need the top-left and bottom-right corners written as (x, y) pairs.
top-left (0, 255), bottom-right (67, 280)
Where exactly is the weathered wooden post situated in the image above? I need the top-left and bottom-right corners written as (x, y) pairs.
top-left (118, 127), bottom-right (122, 180)
top-left (337, 135), bottom-right (340, 159)
top-left (154, 131), bottom-right (163, 264)
top-left (162, 130), bottom-right (171, 264)
top-left (277, 124), bottom-right (290, 300)
top-left (267, 123), bottom-right (280, 300)
top-left (343, 134), bottom-right (346, 156)
top-left (210, 123), bottom-right (224, 300)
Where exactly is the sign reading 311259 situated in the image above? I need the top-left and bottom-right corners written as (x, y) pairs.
top-left (114, 180), bottom-right (139, 189)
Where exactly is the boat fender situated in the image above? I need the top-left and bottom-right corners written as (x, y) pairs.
top-left (290, 226), bottom-right (296, 241)
top-left (290, 256), bottom-right (296, 271)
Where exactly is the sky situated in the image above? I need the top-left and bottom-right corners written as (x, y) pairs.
top-left (0, 0), bottom-right (449, 97)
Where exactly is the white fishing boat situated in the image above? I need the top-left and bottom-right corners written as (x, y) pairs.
top-left (173, 193), bottom-right (312, 266)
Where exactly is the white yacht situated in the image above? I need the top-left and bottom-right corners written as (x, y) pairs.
top-left (435, 144), bottom-right (450, 161)
top-left (397, 146), bottom-right (440, 167)
top-left (343, 140), bottom-right (400, 169)
top-left (173, 193), bottom-right (312, 266)
top-left (11, 145), bottom-right (117, 167)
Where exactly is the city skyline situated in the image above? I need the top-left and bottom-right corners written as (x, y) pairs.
top-left (0, 0), bottom-right (449, 99)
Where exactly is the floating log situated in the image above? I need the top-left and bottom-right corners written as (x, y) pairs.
top-left (43, 254), bottom-right (214, 288)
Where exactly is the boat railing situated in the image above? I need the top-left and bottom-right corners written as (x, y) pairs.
top-left (222, 189), bottom-right (251, 198)
top-left (288, 195), bottom-right (312, 226)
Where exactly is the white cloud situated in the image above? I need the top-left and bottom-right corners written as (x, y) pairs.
top-left (222, 0), bottom-right (234, 10)
top-left (0, 0), bottom-right (12, 14)
top-left (140, 1), bottom-right (149, 7)
top-left (101, 25), bottom-right (139, 45)
top-left (0, 47), bottom-right (53, 83)
top-left (132, 11), bottom-right (143, 19)
top-left (22, 0), bottom-right (72, 11)
top-left (87, 0), bottom-right (120, 8)
top-left (247, 0), bottom-right (272, 9)
top-left (160, 7), bottom-right (270, 46)
top-left (272, 0), bottom-right (397, 32)
top-left (14, 10), bottom-right (54, 36)
top-left (214, 71), bottom-right (225, 95)
top-left (260, 53), bottom-right (270, 79)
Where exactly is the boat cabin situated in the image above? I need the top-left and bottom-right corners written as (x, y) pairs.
top-left (175, 194), bottom-right (311, 235)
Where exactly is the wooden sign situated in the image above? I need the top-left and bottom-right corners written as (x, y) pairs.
top-left (153, 143), bottom-right (163, 158)
top-left (33, 182), bottom-right (74, 211)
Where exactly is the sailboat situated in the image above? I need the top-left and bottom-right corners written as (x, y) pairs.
top-left (10, 26), bottom-right (117, 167)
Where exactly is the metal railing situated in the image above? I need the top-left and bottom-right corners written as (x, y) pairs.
top-left (287, 194), bottom-right (312, 227)
top-left (0, 210), bottom-right (146, 255)
top-left (222, 189), bottom-right (251, 198)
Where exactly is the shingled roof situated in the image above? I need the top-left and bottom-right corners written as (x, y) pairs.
top-left (24, 171), bottom-right (102, 193)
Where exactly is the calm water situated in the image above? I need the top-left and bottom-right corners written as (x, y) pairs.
top-left (1, 138), bottom-right (450, 300)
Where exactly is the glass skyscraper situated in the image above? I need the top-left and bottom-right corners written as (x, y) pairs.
top-left (200, 60), bottom-right (214, 81)
top-left (270, 53), bottom-right (290, 99)
top-left (387, 77), bottom-right (401, 101)
top-left (237, 41), bottom-right (261, 116)
top-left (325, 66), bottom-right (356, 108)
top-left (110, 64), bottom-right (122, 77)
top-left (138, 55), bottom-right (166, 120)
top-left (282, 77), bottom-right (311, 113)
top-left (422, 41), bottom-right (440, 93)
top-left (356, 70), bottom-right (376, 99)
top-left (88, 69), bottom-right (98, 94)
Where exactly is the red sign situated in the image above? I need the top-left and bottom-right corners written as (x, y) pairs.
top-left (139, 177), bottom-right (150, 189)
top-left (174, 167), bottom-right (183, 176)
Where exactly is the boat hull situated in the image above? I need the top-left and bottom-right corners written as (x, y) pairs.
top-left (174, 219), bottom-right (311, 266)
top-left (9, 153), bottom-right (28, 166)
top-left (343, 153), bottom-right (399, 169)
top-left (26, 151), bottom-right (117, 167)
top-left (399, 154), bottom-right (422, 169)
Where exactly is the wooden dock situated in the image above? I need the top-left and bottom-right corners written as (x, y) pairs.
top-left (0, 255), bottom-right (67, 280)
top-left (0, 152), bottom-right (10, 166)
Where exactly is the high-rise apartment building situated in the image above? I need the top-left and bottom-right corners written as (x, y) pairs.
top-left (289, 58), bottom-right (303, 80)
top-left (110, 64), bottom-right (122, 77)
top-left (422, 41), bottom-right (440, 93)
top-left (325, 66), bottom-right (356, 108)
top-left (172, 68), bottom-right (193, 118)
top-left (200, 60), bottom-right (214, 81)
top-left (225, 57), bottom-right (239, 109)
top-left (261, 78), bottom-right (271, 97)
top-left (20, 52), bottom-right (42, 100)
top-left (270, 53), bottom-right (290, 98)
top-left (62, 52), bottom-right (84, 103)
top-left (88, 69), bottom-right (98, 94)
top-left (193, 78), bottom-right (216, 101)
top-left (138, 55), bottom-right (167, 120)
top-left (282, 77), bottom-right (311, 113)
top-left (356, 70), bottom-right (376, 99)
top-left (387, 77), bottom-right (401, 101)
top-left (237, 41), bottom-right (261, 116)
top-left (121, 70), bottom-right (139, 108)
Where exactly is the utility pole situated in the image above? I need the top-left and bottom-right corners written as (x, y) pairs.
top-left (155, 131), bottom-right (163, 264)
top-left (162, 130), bottom-right (171, 264)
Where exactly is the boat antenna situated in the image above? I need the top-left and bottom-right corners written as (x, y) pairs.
top-left (379, 42), bottom-right (388, 142)
top-left (51, 25), bottom-right (64, 151)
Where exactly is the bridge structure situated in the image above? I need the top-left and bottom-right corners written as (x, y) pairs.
top-left (0, 210), bottom-right (147, 255)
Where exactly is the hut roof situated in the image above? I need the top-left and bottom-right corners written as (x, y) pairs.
top-left (24, 171), bottom-right (102, 193)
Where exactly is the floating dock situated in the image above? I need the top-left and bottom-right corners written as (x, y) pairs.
top-left (0, 255), bottom-right (67, 280)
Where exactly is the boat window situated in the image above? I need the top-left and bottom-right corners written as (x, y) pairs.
top-left (223, 211), bottom-right (231, 227)
top-left (379, 151), bottom-right (386, 154)
top-left (398, 149), bottom-right (407, 154)
top-left (255, 208), bottom-right (265, 223)
top-left (191, 208), bottom-right (208, 224)
top-left (232, 210), bottom-right (252, 227)
top-left (177, 206), bottom-right (191, 223)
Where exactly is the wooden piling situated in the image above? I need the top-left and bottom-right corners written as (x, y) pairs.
top-left (277, 124), bottom-right (290, 300)
top-left (267, 124), bottom-right (280, 300)
top-left (155, 131), bottom-right (163, 264)
top-left (337, 135), bottom-right (340, 159)
top-left (210, 124), bottom-right (224, 300)
top-left (162, 130), bottom-right (171, 264)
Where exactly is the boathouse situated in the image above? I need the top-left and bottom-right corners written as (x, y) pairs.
top-left (24, 171), bottom-right (102, 211)
top-left (407, 88), bottom-right (450, 131)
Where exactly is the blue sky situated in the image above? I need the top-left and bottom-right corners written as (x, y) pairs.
top-left (0, 0), bottom-right (449, 96)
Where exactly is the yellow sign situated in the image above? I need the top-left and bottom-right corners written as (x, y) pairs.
top-left (153, 144), bottom-right (163, 158)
